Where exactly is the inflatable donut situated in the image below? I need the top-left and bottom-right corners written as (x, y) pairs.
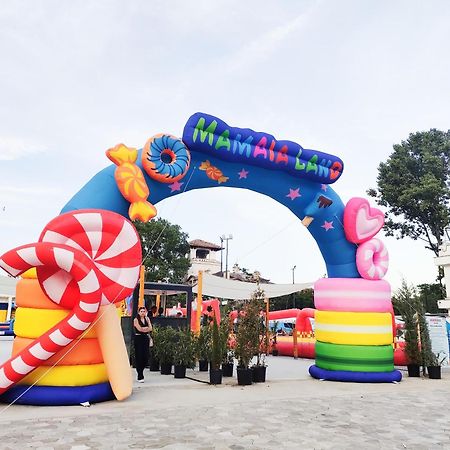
top-left (315, 310), bottom-right (393, 346)
top-left (14, 307), bottom-right (97, 339)
top-left (142, 134), bottom-right (191, 183)
top-left (20, 363), bottom-right (108, 386)
top-left (309, 365), bottom-right (402, 383)
top-left (356, 238), bottom-right (389, 280)
top-left (0, 382), bottom-right (114, 406)
top-left (13, 337), bottom-right (103, 366)
top-left (314, 278), bottom-right (392, 313)
top-left (315, 342), bottom-right (394, 373)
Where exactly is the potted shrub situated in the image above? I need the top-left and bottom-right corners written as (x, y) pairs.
top-left (209, 316), bottom-right (223, 385)
top-left (424, 351), bottom-right (445, 379)
top-left (251, 290), bottom-right (268, 383)
top-left (221, 319), bottom-right (234, 377)
top-left (392, 281), bottom-right (422, 377)
top-left (222, 349), bottom-right (234, 377)
top-left (417, 313), bottom-right (444, 380)
top-left (234, 318), bottom-right (254, 385)
top-left (173, 328), bottom-right (196, 379)
top-left (196, 325), bottom-right (211, 371)
top-left (149, 346), bottom-right (160, 372)
top-left (234, 286), bottom-right (263, 385)
top-left (153, 326), bottom-right (176, 375)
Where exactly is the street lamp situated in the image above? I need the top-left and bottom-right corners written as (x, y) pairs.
top-left (219, 236), bottom-right (224, 275)
top-left (221, 234), bottom-right (233, 279)
top-left (291, 265), bottom-right (297, 309)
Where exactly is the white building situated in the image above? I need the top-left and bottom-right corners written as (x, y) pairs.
top-left (0, 276), bottom-right (16, 322)
top-left (188, 239), bottom-right (222, 277)
top-left (436, 229), bottom-right (450, 312)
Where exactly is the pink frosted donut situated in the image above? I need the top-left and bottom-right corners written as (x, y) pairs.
top-left (314, 278), bottom-right (392, 312)
top-left (356, 238), bottom-right (389, 280)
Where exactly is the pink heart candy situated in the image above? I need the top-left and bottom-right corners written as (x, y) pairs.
top-left (343, 197), bottom-right (385, 244)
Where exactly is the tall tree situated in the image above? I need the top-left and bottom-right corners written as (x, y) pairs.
top-left (367, 129), bottom-right (450, 284)
top-left (270, 289), bottom-right (314, 311)
top-left (417, 283), bottom-right (445, 314)
top-left (134, 217), bottom-right (190, 283)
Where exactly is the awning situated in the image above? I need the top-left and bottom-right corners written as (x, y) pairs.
top-left (192, 272), bottom-right (314, 300)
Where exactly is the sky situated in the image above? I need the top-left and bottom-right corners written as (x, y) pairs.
top-left (1, 0), bottom-right (449, 291)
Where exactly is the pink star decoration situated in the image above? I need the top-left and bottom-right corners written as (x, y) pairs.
top-left (169, 181), bottom-right (184, 193)
top-left (321, 220), bottom-right (334, 231)
top-left (286, 188), bottom-right (301, 200)
top-left (238, 169), bottom-right (249, 179)
top-left (321, 184), bottom-right (328, 191)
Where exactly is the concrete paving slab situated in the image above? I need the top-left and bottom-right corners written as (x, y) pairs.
top-left (1, 355), bottom-right (450, 448)
top-left (0, 342), bottom-right (450, 450)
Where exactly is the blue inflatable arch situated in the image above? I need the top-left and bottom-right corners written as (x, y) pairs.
top-left (63, 113), bottom-right (358, 279)
top-left (61, 112), bottom-right (402, 384)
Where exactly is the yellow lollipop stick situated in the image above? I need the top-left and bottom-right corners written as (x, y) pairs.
top-left (94, 305), bottom-right (132, 401)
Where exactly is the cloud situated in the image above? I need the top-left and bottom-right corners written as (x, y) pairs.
top-left (0, 185), bottom-right (58, 196)
top-left (222, 10), bottom-right (315, 75)
top-left (0, 137), bottom-right (45, 161)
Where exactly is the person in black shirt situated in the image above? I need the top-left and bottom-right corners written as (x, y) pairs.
top-left (149, 305), bottom-right (157, 318)
top-left (133, 307), bottom-right (152, 382)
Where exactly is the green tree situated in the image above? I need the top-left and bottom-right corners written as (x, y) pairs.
top-left (393, 280), bottom-right (438, 368)
top-left (270, 289), bottom-right (314, 311)
top-left (417, 283), bottom-right (445, 314)
top-left (392, 281), bottom-right (422, 365)
top-left (134, 218), bottom-right (190, 283)
top-left (367, 129), bottom-right (450, 265)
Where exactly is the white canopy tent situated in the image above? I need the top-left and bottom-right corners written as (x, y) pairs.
top-left (192, 272), bottom-right (314, 300)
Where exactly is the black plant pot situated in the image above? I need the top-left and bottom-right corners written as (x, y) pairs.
top-left (210, 368), bottom-right (223, 385)
top-left (252, 365), bottom-right (267, 383)
top-left (427, 366), bottom-right (441, 379)
top-left (222, 363), bottom-right (233, 377)
top-left (149, 357), bottom-right (160, 372)
top-left (174, 365), bottom-right (186, 379)
top-left (160, 362), bottom-right (172, 375)
top-left (407, 364), bottom-right (420, 377)
top-left (237, 367), bottom-right (253, 386)
top-left (272, 349), bottom-right (279, 356)
top-left (199, 360), bottom-right (209, 371)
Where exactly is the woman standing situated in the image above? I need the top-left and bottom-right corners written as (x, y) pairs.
top-left (133, 307), bottom-right (152, 382)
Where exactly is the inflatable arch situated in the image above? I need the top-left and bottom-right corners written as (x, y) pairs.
top-left (63, 112), bottom-right (401, 383)
top-left (0, 112), bottom-right (401, 406)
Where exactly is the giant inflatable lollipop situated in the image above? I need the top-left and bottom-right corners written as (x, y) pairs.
top-left (0, 210), bottom-right (141, 405)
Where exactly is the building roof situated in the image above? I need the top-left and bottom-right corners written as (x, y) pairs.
top-left (189, 239), bottom-right (222, 250)
top-left (212, 271), bottom-right (271, 284)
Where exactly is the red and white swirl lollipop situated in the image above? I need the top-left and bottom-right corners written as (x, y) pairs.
top-left (0, 242), bottom-right (101, 394)
top-left (37, 209), bottom-right (142, 306)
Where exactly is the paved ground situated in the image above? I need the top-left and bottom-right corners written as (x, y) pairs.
top-left (0, 356), bottom-right (450, 449)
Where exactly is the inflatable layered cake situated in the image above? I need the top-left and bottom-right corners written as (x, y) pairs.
top-left (309, 198), bottom-right (402, 382)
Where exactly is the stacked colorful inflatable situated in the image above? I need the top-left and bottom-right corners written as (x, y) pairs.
top-left (0, 209), bottom-right (142, 405)
top-left (2, 273), bottom-right (114, 405)
top-left (309, 198), bottom-right (402, 383)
